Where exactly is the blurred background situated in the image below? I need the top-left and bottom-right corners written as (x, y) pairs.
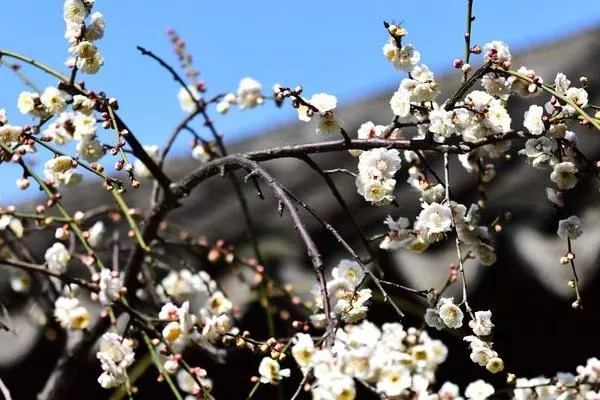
top-left (1, 1), bottom-right (600, 399)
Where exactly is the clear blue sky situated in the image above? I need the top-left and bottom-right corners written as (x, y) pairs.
top-left (1, 1), bottom-right (599, 203)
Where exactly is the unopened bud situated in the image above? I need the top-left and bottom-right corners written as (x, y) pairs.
top-left (16, 177), bottom-right (29, 190)
top-left (453, 59), bottom-right (464, 69)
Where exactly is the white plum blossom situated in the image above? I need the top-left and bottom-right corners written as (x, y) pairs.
top-left (134, 145), bottom-right (160, 179)
top-left (481, 74), bottom-right (509, 99)
top-left (550, 161), bottom-right (578, 190)
top-left (63, 0), bottom-right (87, 24)
top-left (45, 242), bottom-right (71, 274)
top-left (506, 66), bottom-right (543, 96)
top-left (331, 259), bottom-right (364, 289)
top-left (557, 215), bottom-right (583, 240)
top-left (425, 308), bottom-right (445, 330)
top-left (355, 176), bottom-right (396, 205)
top-left (523, 104), bottom-right (545, 135)
top-left (178, 85), bottom-right (201, 113)
top-left (401, 64), bottom-right (439, 102)
top-left (76, 139), bottom-right (104, 162)
top-left (415, 202), bottom-right (453, 241)
top-left (176, 369), bottom-right (213, 395)
top-left (87, 221), bottom-right (105, 247)
top-left (0, 124), bottom-right (22, 144)
top-left (377, 366), bottom-right (412, 396)
top-left (192, 144), bottom-right (211, 162)
top-left (298, 93), bottom-right (340, 134)
top-left (437, 298), bottom-right (464, 329)
top-left (390, 89), bottom-right (411, 117)
top-left (236, 77), bottom-right (263, 109)
top-left (54, 296), bottom-right (90, 330)
top-left (465, 380), bottom-right (495, 400)
top-left (17, 91), bottom-right (42, 116)
top-left (40, 87), bottom-right (69, 116)
top-left (334, 288), bottom-right (372, 323)
top-left (469, 310), bottom-right (494, 337)
top-left (382, 40), bottom-right (421, 71)
top-left (291, 333), bottom-right (315, 371)
top-left (546, 187), bottom-right (564, 207)
top-left (98, 268), bottom-right (122, 305)
top-left (0, 216), bottom-right (24, 238)
top-left (96, 332), bottom-right (135, 389)
top-left (86, 11), bottom-right (106, 41)
top-left (429, 107), bottom-right (457, 138)
top-left (357, 121), bottom-right (386, 139)
top-left (258, 357), bottom-right (290, 384)
top-left (73, 112), bottom-right (97, 141)
top-left (358, 148), bottom-right (402, 179)
top-left (554, 72), bottom-right (571, 94)
top-left (464, 336), bottom-right (498, 367)
top-left (483, 41), bottom-right (511, 65)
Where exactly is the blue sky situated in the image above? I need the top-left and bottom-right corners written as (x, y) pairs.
top-left (0, 1), bottom-right (599, 203)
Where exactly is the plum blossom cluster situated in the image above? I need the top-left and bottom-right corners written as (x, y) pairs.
top-left (156, 269), bottom-right (237, 347)
top-left (96, 332), bottom-right (135, 389)
top-left (425, 297), bottom-right (503, 374)
top-left (312, 260), bottom-right (372, 324)
top-left (215, 77), bottom-right (264, 114)
top-left (63, 0), bottom-right (106, 74)
top-left (290, 320), bottom-right (448, 399)
top-left (355, 148), bottom-right (402, 205)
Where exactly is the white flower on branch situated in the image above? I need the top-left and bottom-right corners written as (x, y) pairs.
top-left (44, 242), bottom-right (71, 274)
top-left (401, 64), bottom-right (439, 103)
top-left (17, 91), bottom-right (43, 117)
top-left (76, 138), bottom-right (105, 162)
top-left (258, 357), bottom-right (290, 384)
top-left (76, 52), bottom-right (104, 74)
top-left (40, 87), bottom-right (69, 116)
top-left (178, 85), bottom-right (201, 113)
top-left (437, 297), bottom-right (464, 329)
top-left (415, 202), bottom-right (453, 241)
top-left (358, 148), bottom-right (402, 180)
top-left (291, 333), bottom-right (315, 371)
top-left (331, 259), bottom-right (364, 289)
top-left (236, 77), bottom-right (263, 109)
top-left (557, 215), bottom-right (583, 240)
top-left (550, 161), bottom-right (578, 190)
top-left (334, 288), bottom-right (372, 323)
top-left (134, 144), bottom-right (160, 179)
top-left (523, 104), bottom-right (545, 136)
top-left (554, 72), bottom-right (571, 94)
top-left (355, 176), bottom-right (396, 206)
top-left (98, 268), bottom-right (122, 305)
top-left (377, 366), bottom-right (412, 396)
top-left (0, 124), bottom-right (22, 145)
top-left (87, 221), bottom-right (105, 247)
top-left (73, 112), bottom-right (97, 141)
top-left (176, 369), bottom-right (213, 395)
top-left (465, 379), bottom-right (494, 400)
top-left (390, 89), bottom-right (411, 118)
top-left (96, 332), bottom-right (135, 389)
top-left (464, 336), bottom-right (497, 367)
top-left (382, 40), bottom-right (421, 71)
top-left (54, 296), bottom-right (90, 330)
top-left (85, 11), bottom-right (105, 42)
top-left (357, 121), bottom-right (386, 140)
top-left (469, 310), bottom-right (494, 337)
top-left (429, 107), bottom-right (457, 139)
top-left (506, 66), bottom-right (543, 97)
top-left (483, 41), bottom-right (511, 65)
top-left (63, 0), bottom-right (87, 24)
